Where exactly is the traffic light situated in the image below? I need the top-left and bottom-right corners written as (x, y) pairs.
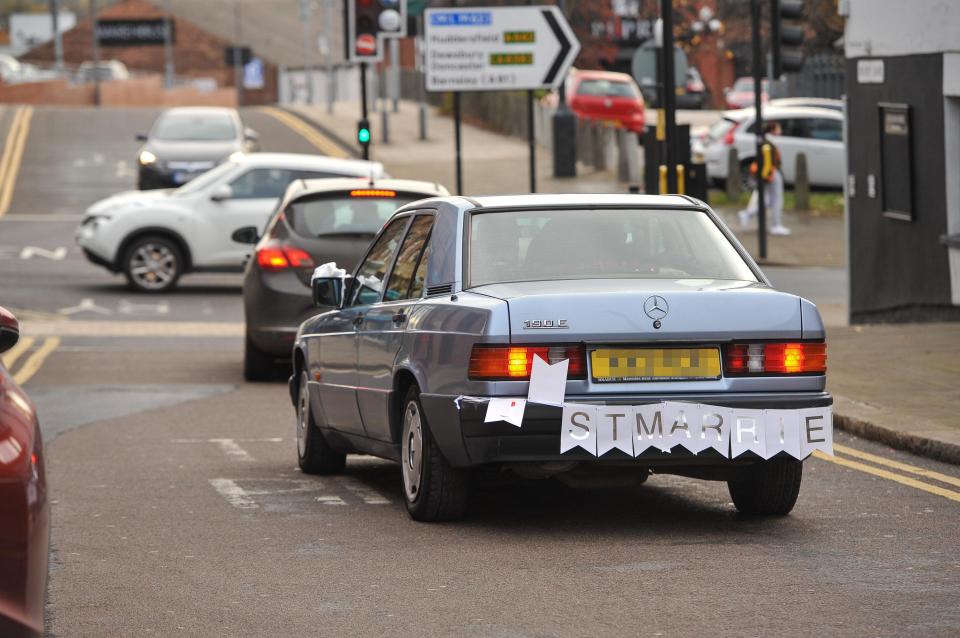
top-left (345, 0), bottom-right (407, 63)
top-left (357, 118), bottom-right (371, 155)
top-left (771, 0), bottom-right (805, 76)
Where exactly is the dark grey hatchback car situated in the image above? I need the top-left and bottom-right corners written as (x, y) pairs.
top-left (239, 178), bottom-right (449, 380)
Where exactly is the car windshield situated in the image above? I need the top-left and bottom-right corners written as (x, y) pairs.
top-left (152, 112), bottom-right (237, 141)
top-left (576, 79), bottom-right (638, 98)
top-left (171, 161), bottom-right (237, 196)
top-left (286, 193), bottom-right (422, 237)
top-left (468, 208), bottom-right (758, 287)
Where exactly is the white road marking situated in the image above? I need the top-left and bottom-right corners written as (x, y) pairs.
top-left (315, 495), bottom-right (347, 506)
top-left (57, 298), bottom-right (112, 316)
top-left (209, 478), bottom-right (258, 509)
top-left (24, 319), bottom-right (243, 337)
top-left (117, 298), bottom-right (171, 316)
top-left (19, 246), bottom-right (67, 260)
top-left (115, 160), bottom-right (134, 179)
top-left (336, 476), bottom-right (391, 504)
top-left (172, 438), bottom-right (284, 444)
top-left (209, 438), bottom-right (256, 462)
top-left (1, 214), bottom-right (84, 222)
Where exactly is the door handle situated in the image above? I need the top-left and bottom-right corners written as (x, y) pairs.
top-left (392, 311), bottom-right (407, 325)
top-left (352, 315), bottom-right (364, 327)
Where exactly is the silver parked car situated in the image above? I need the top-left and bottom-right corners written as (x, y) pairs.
top-left (291, 194), bottom-right (832, 521)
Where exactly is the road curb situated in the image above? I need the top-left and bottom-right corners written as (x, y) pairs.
top-left (834, 412), bottom-right (960, 466)
top-left (273, 106), bottom-right (359, 159)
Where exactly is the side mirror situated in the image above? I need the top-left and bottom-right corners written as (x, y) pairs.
top-left (312, 277), bottom-right (347, 308)
top-left (0, 307), bottom-right (20, 354)
top-left (210, 184), bottom-right (233, 202)
top-left (135, 133), bottom-right (148, 142)
top-left (231, 226), bottom-right (259, 244)
top-left (244, 127), bottom-right (259, 142)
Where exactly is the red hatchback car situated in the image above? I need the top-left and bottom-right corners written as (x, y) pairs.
top-left (568, 70), bottom-right (646, 133)
top-left (0, 307), bottom-right (48, 638)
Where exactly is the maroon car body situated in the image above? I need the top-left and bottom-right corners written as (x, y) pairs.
top-left (0, 307), bottom-right (48, 638)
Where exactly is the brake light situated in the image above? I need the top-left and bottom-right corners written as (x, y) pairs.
top-left (350, 189), bottom-right (396, 198)
top-left (723, 121), bottom-right (741, 145)
top-left (468, 345), bottom-right (586, 380)
top-left (256, 243), bottom-right (315, 271)
top-left (725, 342), bottom-right (826, 375)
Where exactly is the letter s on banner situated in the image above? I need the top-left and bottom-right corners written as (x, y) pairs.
top-left (799, 406), bottom-right (833, 457)
top-left (561, 404), bottom-right (598, 456)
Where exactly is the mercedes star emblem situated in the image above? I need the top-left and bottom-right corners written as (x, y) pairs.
top-left (643, 295), bottom-right (669, 320)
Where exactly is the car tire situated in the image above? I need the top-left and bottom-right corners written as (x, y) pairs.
top-left (243, 334), bottom-right (279, 382)
top-left (400, 385), bottom-right (469, 522)
top-left (295, 370), bottom-right (346, 475)
top-left (727, 458), bottom-right (803, 515)
top-left (122, 235), bottom-right (182, 293)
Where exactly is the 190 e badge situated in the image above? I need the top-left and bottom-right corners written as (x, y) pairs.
top-left (523, 319), bottom-right (568, 329)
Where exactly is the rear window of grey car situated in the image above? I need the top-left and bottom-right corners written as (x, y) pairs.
top-left (469, 208), bottom-right (758, 287)
top-left (152, 113), bottom-right (237, 141)
top-left (286, 194), bottom-right (420, 237)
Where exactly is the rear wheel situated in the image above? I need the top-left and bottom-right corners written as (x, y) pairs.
top-left (401, 386), bottom-right (469, 522)
top-left (122, 235), bottom-right (182, 292)
top-left (727, 458), bottom-right (803, 515)
top-left (296, 370), bottom-right (346, 475)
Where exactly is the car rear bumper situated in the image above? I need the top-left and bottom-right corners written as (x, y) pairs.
top-left (419, 391), bottom-right (833, 468)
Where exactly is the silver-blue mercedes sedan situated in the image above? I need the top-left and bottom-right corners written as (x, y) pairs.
top-left (291, 194), bottom-right (832, 522)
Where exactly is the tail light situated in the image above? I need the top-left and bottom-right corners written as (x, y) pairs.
top-left (723, 121), bottom-right (741, 145)
top-left (469, 345), bottom-right (586, 380)
top-left (256, 241), bottom-right (315, 271)
top-left (725, 342), bottom-right (826, 375)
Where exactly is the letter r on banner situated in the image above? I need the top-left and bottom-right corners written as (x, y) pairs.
top-left (561, 404), bottom-right (598, 456)
top-left (730, 408), bottom-right (766, 458)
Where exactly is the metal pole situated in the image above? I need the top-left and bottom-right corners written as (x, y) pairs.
top-left (90, 0), bottom-right (101, 106)
top-left (527, 89), bottom-right (536, 193)
top-left (323, 0), bottom-right (334, 114)
top-left (660, 0), bottom-right (677, 191)
top-left (389, 38), bottom-right (399, 113)
top-left (379, 63), bottom-right (389, 144)
top-left (300, 0), bottom-right (313, 104)
top-left (234, 0), bottom-right (244, 107)
top-left (162, 0), bottom-right (174, 88)
top-left (551, 0), bottom-right (576, 177)
top-left (453, 91), bottom-right (463, 195)
top-left (360, 62), bottom-right (370, 160)
top-left (751, 0), bottom-right (767, 259)
top-left (417, 15), bottom-right (427, 140)
top-left (49, 0), bottom-right (64, 75)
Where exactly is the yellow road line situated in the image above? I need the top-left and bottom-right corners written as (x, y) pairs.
top-left (0, 107), bottom-right (26, 207)
top-left (833, 442), bottom-right (960, 489)
top-left (12, 336), bottom-right (60, 385)
top-left (0, 106), bottom-right (33, 218)
top-left (814, 450), bottom-right (960, 503)
top-left (1, 335), bottom-right (36, 369)
top-left (257, 106), bottom-right (349, 158)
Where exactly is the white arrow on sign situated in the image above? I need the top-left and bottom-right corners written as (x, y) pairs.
top-left (424, 6), bottom-right (581, 93)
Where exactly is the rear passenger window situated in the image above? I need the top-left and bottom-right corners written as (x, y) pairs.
top-left (384, 215), bottom-right (433, 302)
top-left (808, 118), bottom-right (842, 141)
top-left (349, 217), bottom-right (409, 306)
top-left (409, 242), bottom-right (430, 299)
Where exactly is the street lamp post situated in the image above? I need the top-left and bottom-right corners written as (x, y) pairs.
top-left (299, 0), bottom-right (313, 104)
top-left (551, 0), bottom-right (576, 178)
top-left (234, 0), bottom-right (244, 107)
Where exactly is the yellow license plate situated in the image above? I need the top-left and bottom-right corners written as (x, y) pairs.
top-left (590, 347), bottom-right (721, 382)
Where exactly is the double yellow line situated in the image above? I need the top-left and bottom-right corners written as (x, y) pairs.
top-left (1, 335), bottom-right (60, 385)
top-left (815, 443), bottom-right (960, 503)
top-left (257, 106), bottom-right (349, 158)
top-left (0, 106), bottom-right (34, 218)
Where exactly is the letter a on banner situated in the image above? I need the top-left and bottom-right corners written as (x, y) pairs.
top-left (560, 404), bottom-right (598, 455)
top-left (799, 407), bottom-right (833, 457)
top-left (662, 402), bottom-right (705, 454)
top-left (596, 406), bottom-right (633, 456)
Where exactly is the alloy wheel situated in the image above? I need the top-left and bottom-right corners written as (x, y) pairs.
top-left (296, 372), bottom-right (309, 458)
top-left (129, 242), bottom-right (177, 290)
top-left (401, 400), bottom-right (424, 501)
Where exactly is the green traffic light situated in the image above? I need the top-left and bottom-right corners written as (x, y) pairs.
top-left (358, 128), bottom-right (371, 144)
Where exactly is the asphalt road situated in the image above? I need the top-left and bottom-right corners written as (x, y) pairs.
top-left (1, 107), bottom-right (958, 637)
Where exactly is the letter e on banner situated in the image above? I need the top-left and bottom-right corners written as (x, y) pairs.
top-left (561, 404), bottom-right (598, 456)
top-left (597, 407), bottom-right (633, 456)
top-left (730, 408), bottom-right (766, 458)
top-left (634, 402), bottom-right (670, 454)
top-left (799, 406), bottom-right (833, 457)
top-left (762, 409), bottom-right (801, 460)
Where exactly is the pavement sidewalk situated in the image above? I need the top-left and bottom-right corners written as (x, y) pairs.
top-left (287, 100), bottom-right (959, 464)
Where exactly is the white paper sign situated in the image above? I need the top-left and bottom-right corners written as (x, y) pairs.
top-left (730, 408), bottom-right (766, 458)
top-left (596, 406), bottom-right (633, 456)
top-left (484, 398), bottom-right (526, 427)
top-left (698, 406), bottom-right (733, 456)
top-left (799, 407), bottom-right (834, 457)
top-left (762, 409), bottom-right (801, 460)
top-left (560, 403), bottom-right (597, 455)
top-left (633, 403), bottom-right (671, 453)
top-left (527, 355), bottom-right (568, 406)
top-left (662, 402), bottom-right (701, 454)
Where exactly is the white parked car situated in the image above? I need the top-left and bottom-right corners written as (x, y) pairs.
top-left (697, 106), bottom-right (845, 189)
top-left (76, 153), bottom-right (386, 292)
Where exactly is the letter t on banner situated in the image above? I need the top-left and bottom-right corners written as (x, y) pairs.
top-left (596, 406), bottom-right (634, 456)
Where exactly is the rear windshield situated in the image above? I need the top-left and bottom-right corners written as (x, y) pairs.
top-left (576, 79), bottom-right (638, 98)
top-left (707, 118), bottom-right (737, 141)
top-left (468, 208), bottom-right (757, 287)
top-left (152, 113), bottom-right (237, 141)
top-left (286, 193), bottom-right (422, 237)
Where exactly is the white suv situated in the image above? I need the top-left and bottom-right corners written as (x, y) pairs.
top-left (76, 153), bottom-right (385, 292)
top-left (699, 105), bottom-right (845, 189)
